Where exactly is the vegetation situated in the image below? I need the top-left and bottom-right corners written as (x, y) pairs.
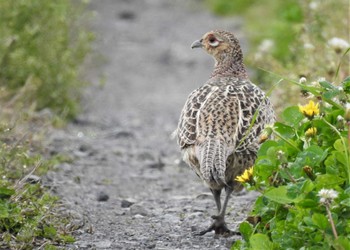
top-left (0, 0), bottom-right (93, 120)
top-left (233, 76), bottom-right (350, 249)
top-left (0, 0), bottom-right (92, 248)
top-left (207, 0), bottom-right (350, 249)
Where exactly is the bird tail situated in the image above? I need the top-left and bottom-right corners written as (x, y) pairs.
top-left (198, 139), bottom-right (227, 185)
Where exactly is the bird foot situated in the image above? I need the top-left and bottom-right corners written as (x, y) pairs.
top-left (194, 215), bottom-right (240, 237)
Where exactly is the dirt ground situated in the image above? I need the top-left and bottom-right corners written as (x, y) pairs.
top-left (46, 0), bottom-right (259, 249)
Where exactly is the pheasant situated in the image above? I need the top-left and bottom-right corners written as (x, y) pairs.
top-left (175, 30), bottom-right (275, 236)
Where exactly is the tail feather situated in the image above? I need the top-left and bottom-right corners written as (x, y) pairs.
top-left (199, 139), bottom-right (227, 185)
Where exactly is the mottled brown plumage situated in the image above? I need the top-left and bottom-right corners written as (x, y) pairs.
top-left (175, 30), bottom-right (275, 235)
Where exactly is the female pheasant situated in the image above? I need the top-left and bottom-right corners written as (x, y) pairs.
top-left (176, 30), bottom-right (275, 236)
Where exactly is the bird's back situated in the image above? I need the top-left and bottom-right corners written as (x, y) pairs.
top-left (177, 76), bottom-right (274, 189)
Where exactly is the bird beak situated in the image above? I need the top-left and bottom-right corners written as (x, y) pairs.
top-left (191, 39), bottom-right (203, 49)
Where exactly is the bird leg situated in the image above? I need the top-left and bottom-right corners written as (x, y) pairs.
top-left (211, 188), bottom-right (221, 213)
top-left (196, 186), bottom-right (240, 236)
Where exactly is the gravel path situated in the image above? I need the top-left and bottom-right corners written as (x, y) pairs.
top-left (46, 1), bottom-right (258, 249)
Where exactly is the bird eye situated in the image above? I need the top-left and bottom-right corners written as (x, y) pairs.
top-left (208, 37), bottom-right (219, 47)
top-left (209, 37), bottom-right (216, 43)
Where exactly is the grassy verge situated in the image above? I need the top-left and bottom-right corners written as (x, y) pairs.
top-left (0, 0), bottom-right (93, 248)
top-left (207, 0), bottom-right (350, 249)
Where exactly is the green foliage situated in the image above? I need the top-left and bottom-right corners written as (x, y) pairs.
top-left (0, 123), bottom-right (74, 249)
top-left (232, 76), bottom-right (350, 249)
top-left (0, 0), bottom-right (93, 119)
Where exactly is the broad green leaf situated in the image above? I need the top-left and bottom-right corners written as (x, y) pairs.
top-left (334, 236), bottom-right (350, 250)
top-left (301, 179), bottom-right (315, 193)
top-left (299, 145), bottom-right (326, 166)
top-left (315, 174), bottom-right (345, 188)
top-left (264, 186), bottom-right (295, 204)
top-left (312, 213), bottom-right (328, 230)
top-left (258, 141), bottom-right (279, 157)
top-left (334, 139), bottom-right (346, 152)
top-left (249, 233), bottom-right (273, 250)
top-left (297, 198), bottom-right (318, 208)
top-left (281, 106), bottom-right (304, 126)
top-left (239, 221), bottom-right (253, 241)
top-left (274, 122), bottom-right (296, 139)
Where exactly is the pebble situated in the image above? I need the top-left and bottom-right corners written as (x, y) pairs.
top-left (121, 199), bottom-right (134, 208)
top-left (97, 191), bottom-right (109, 202)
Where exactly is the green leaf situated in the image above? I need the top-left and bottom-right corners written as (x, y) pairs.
top-left (301, 179), bottom-right (315, 193)
top-left (340, 198), bottom-right (350, 207)
top-left (274, 122), bottom-right (296, 138)
top-left (264, 186), bottom-right (295, 204)
top-left (312, 213), bottom-right (328, 230)
top-left (319, 80), bottom-right (335, 90)
top-left (323, 89), bottom-right (340, 99)
top-left (249, 233), bottom-right (273, 250)
top-left (258, 141), bottom-right (279, 157)
top-left (239, 221), bottom-right (253, 241)
top-left (297, 198), bottom-right (318, 208)
top-left (281, 106), bottom-right (304, 126)
top-left (315, 174), bottom-right (345, 188)
top-left (334, 236), bottom-right (350, 250)
top-left (0, 187), bottom-right (15, 199)
top-left (334, 139), bottom-right (346, 152)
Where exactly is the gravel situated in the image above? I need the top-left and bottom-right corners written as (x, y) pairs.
top-left (46, 0), bottom-right (258, 249)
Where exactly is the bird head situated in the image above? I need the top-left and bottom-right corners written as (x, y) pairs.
top-left (191, 30), bottom-right (243, 64)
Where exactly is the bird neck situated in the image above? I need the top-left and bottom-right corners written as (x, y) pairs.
top-left (211, 51), bottom-right (248, 79)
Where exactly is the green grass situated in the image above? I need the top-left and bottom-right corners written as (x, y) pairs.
top-left (0, 0), bottom-right (93, 248)
top-left (0, 0), bottom-right (94, 120)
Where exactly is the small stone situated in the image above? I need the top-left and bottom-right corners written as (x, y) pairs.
top-left (121, 199), bottom-right (134, 208)
top-left (118, 10), bottom-right (136, 20)
top-left (25, 175), bottom-right (41, 184)
top-left (133, 214), bottom-right (144, 219)
top-left (97, 191), bottom-right (109, 202)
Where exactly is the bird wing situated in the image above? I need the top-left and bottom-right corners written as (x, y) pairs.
top-left (177, 82), bottom-right (242, 150)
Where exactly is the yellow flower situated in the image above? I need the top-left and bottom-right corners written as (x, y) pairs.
top-left (299, 100), bottom-right (320, 119)
top-left (305, 127), bottom-right (317, 137)
top-left (235, 167), bottom-right (254, 183)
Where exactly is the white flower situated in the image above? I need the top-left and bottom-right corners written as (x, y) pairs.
top-left (328, 37), bottom-right (350, 53)
top-left (258, 39), bottom-right (274, 53)
top-left (337, 115), bottom-right (344, 121)
top-left (309, 1), bottom-right (318, 10)
top-left (318, 188), bottom-right (338, 204)
top-left (299, 77), bottom-right (307, 84)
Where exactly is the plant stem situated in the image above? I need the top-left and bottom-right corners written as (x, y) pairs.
top-left (325, 203), bottom-right (338, 239)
